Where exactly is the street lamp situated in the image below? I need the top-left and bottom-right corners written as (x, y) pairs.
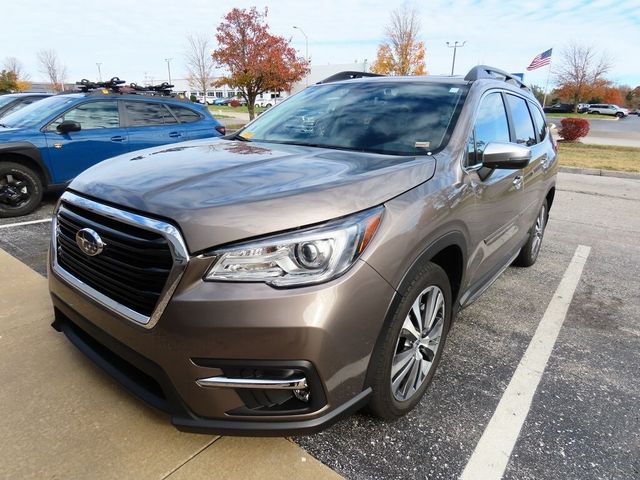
top-left (293, 25), bottom-right (309, 86)
top-left (446, 41), bottom-right (467, 76)
top-left (164, 58), bottom-right (172, 85)
top-left (96, 62), bottom-right (102, 81)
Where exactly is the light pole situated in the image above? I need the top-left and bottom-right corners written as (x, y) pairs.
top-left (446, 41), bottom-right (466, 76)
top-left (293, 25), bottom-right (309, 86)
top-left (164, 58), bottom-right (172, 85)
top-left (96, 62), bottom-right (102, 81)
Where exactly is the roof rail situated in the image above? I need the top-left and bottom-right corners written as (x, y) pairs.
top-left (318, 71), bottom-right (383, 84)
top-left (464, 65), bottom-right (530, 91)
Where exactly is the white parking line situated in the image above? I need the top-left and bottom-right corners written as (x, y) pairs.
top-left (0, 218), bottom-right (52, 229)
top-left (460, 244), bottom-right (591, 480)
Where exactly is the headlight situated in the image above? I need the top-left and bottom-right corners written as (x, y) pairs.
top-left (204, 207), bottom-right (384, 287)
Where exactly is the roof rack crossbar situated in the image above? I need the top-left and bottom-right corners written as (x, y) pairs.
top-left (317, 71), bottom-right (384, 84)
top-left (464, 65), bottom-right (530, 91)
top-left (73, 77), bottom-right (182, 98)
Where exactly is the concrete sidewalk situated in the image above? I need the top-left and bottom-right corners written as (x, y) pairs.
top-left (0, 249), bottom-right (341, 480)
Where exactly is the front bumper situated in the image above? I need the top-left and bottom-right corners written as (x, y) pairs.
top-left (49, 255), bottom-right (396, 435)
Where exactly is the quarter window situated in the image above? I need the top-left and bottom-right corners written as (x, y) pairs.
top-left (49, 101), bottom-right (119, 130)
top-left (505, 94), bottom-right (536, 146)
top-left (466, 92), bottom-right (510, 167)
top-left (125, 102), bottom-right (178, 126)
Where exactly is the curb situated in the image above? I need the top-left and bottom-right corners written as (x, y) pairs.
top-left (559, 166), bottom-right (640, 180)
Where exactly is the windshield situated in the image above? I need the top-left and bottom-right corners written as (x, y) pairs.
top-left (1, 95), bottom-right (78, 128)
top-left (0, 95), bottom-right (18, 109)
top-left (238, 81), bottom-right (468, 155)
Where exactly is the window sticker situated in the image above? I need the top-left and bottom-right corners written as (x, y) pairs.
top-left (240, 131), bottom-right (254, 139)
top-left (415, 141), bottom-right (431, 148)
top-left (449, 87), bottom-right (460, 93)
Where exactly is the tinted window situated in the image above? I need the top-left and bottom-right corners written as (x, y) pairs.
top-left (528, 102), bottom-right (546, 142)
top-left (467, 92), bottom-right (510, 166)
top-left (125, 102), bottom-right (177, 126)
top-left (49, 101), bottom-right (119, 130)
top-left (506, 94), bottom-right (536, 146)
top-left (169, 105), bottom-right (201, 123)
top-left (239, 82), bottom-right (468, 156)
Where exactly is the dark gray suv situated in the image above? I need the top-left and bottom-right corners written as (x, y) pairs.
top-left (49, 66), bottom-right (557, 435)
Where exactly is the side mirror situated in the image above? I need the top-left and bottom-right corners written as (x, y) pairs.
top-left (482, 142), bottom-right (531, 169)
top-left (57, 120), bottom-right (81, 134)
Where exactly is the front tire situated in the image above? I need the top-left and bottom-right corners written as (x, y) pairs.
top-left (367, 262), bottom-right (452, 419)
top-left (514, 199), bottom-right (548, 267)
top-left (0, 162), bottom-right (44, 218)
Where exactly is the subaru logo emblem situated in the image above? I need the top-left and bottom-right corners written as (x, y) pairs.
top-left (75, 228), bottom-right (105, 257)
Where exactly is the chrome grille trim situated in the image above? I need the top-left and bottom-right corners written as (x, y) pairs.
top-left (51, 190), bottom-right (189, 329)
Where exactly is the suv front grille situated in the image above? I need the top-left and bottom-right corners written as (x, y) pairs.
top-left (53, 192), bottom-right (188, 326)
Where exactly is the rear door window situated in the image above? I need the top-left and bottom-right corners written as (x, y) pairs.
top-left (124, 101), bottom-right (178, 126)
top-left (528, 102), bottom-right (547, 143)
top-left (168, 105), bottom-right (202, 123)
top-left (505, 94), bottom-right (536, 146)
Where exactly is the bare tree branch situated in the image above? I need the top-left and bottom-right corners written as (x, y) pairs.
top-left (554, 42), bottom-right (611, 111)
top-left (185, 33), bottom-right (215, 99)
top-left (371, 4), bottom-right (426, 75)
top-left (2, 57), bottom-right (30, 81)
top-left (37, 49), bottom-right (68, 92)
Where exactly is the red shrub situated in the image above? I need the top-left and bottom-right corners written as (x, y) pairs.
top-left (559, 118), bottom-right (590, 141)
top-left (229, 98), bottom-right (241, 108)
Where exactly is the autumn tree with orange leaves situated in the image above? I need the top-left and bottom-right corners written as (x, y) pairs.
top-left (371, 5), bottom-right (426, 76)
top-left (212, 7), bottom-right (309, 120)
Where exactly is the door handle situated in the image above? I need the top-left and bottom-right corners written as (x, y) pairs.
top-left (110, 135), bottom-right (126, 142)
top-left (513, 176), bottom-right (524, 190)
top-left (169, 132), bottom-right (182, 138)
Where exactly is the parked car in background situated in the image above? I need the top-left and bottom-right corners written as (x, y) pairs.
top-left (577, 103), bottom-right (590, 113)
top-left (0, 93), bottom-right (51, 119)
top-left (48, 66), bottom-right (557, 435)
top-left (0, 85), bottom-right (225, 217)
top-left (543, 103), bottom-right (575, 114)
top-left (254, 92), bottom-right (286, 108)
top-left (588, 104), bottom-right (629, 117)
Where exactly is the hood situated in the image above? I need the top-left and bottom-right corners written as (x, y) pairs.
top-left (70, 138), bottom-right (436, 253)
top-left (0, 127), bottom-right (28, 137)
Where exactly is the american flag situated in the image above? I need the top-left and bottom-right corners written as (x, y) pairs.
top-left (526, 48), bottom-right (553, 71)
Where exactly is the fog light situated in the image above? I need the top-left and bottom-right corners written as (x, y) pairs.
top-left (293, 388), bottom-right (310, 402)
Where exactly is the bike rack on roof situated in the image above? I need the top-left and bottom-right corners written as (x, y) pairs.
top-left (317, 71), bottom-right (384, 84)
top-left (464, 65), bottom-right (530, 91)
top-left (74, 77), bottom-right (183, 98)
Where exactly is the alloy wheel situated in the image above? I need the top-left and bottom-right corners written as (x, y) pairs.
top-left (532, 204), bottom-right (546, 255)
top-left (391, 285), bottom-right (445, 402)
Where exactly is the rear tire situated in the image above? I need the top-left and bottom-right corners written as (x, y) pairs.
top-left (0, 162), bottom-right (44, 218)
top-left (367, 262), bottom-right (452, 419)
top-left (514, 199), bottom-right (548, 267)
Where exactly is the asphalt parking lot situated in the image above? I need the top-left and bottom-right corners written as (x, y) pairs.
top-left (1, 172), bottom-right (638, 479)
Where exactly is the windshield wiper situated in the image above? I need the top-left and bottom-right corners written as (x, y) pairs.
top-left (0, 124), bottom-right (7, 128)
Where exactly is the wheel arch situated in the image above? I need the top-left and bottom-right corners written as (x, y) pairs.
top-left (546, 186), bottom-right (555, 211)
top-left (0, 142), bottom-right (51, 186)
top-left (363, 231), bottom-right (467, 390)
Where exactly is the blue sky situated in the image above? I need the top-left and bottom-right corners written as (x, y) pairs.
top-left (3, 0), bottom-right (640, 88)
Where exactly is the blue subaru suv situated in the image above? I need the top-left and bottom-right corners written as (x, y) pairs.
top-left (0, 80), bottom-right (225, 217)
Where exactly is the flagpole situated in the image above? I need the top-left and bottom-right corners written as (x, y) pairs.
top-left (542, 54), bottom-right (552, 108)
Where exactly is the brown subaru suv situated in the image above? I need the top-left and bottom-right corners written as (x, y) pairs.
top-left (49, 66), bottom-right (557, 435)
